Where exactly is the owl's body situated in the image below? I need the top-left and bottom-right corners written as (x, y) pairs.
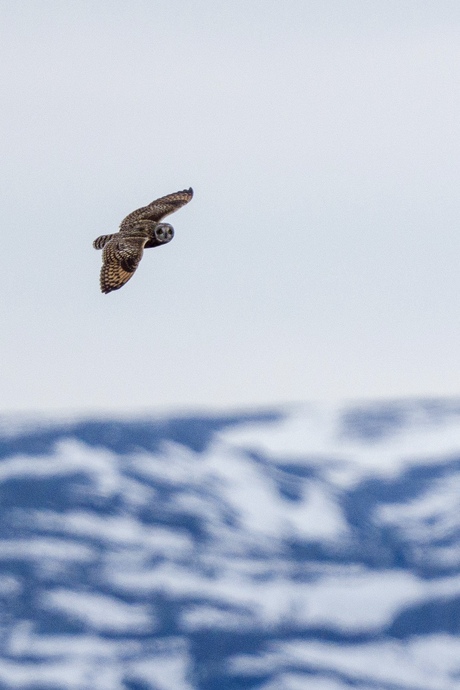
top-left (93, 188), bottom-right (193, 293)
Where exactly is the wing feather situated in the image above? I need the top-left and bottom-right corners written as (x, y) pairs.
top-left (119, 188), bottom-right (193, 229)
top-left (100, 236), bottom-right (147, 293)
top-left (93, 233), bottom-right (116, 250)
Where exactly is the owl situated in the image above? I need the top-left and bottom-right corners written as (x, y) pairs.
top-left (93, 187), bottom-right (193, 293)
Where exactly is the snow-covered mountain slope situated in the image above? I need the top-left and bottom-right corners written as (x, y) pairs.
top-left (0, 400), bottom-right (460, 690)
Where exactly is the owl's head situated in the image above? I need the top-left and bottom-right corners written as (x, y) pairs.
top-left (152, 222), bottom-right (174, 245)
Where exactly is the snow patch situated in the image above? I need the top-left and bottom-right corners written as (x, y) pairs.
top-left (41, 590), bottom-right (155, 633)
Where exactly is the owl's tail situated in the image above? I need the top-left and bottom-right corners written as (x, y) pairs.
top-left (93, 234), bottom-right (116, 250)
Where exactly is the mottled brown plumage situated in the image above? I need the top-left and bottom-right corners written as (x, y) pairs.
top-left (93, 188), bottom-right (193, 293)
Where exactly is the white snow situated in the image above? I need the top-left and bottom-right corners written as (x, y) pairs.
top-left (0, 440), bottom-right (122, 497)
top-left (199, 444), bottom-right (348, 542)
top-left (0, 539), bottom-right (94, 562)
top-left (378, 472), bottom-right (460, 542)
top-left (257, 675), bottom-right (378, 690)
top-left (219, 401), bottom-right (460, 486)
top-left (31, 510), bottom-right (193, 557)
top-left (181, 604), bottom-right (255, 631)
top-left (110, 564), bottom-right (460, 633)
top-left (5, 626), bottom-right (193, 690)
top-left (41, 590), bottom-right (155, 633)
top-left (1, 402), bottom-right (460, 688)
top-left (231, 634), bottom-right (460, 690)
top-left (130, 648), bottom-right (194, 690)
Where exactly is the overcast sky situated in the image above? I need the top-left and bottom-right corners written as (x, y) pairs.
top-left (1, 0), bottom-right (460, 414)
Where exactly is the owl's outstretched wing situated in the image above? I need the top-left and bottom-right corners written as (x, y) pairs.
top-left (100, 235), bottom-right (147, 293)
top-left (119, 188), bottom-right (193, 230)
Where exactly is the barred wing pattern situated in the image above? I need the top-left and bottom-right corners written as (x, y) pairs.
top-left (100, 236), bottom-right (147, 293)
top-left (93, 233), bottom-right (116, 250)
top-left (119, 188), bottom-right (193, 230)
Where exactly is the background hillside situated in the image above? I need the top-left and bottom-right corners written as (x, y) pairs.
top-left (1, 400), bottom-right (460, 689)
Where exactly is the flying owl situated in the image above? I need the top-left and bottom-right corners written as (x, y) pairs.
top-left (93, 187), bottom-right (193, 293)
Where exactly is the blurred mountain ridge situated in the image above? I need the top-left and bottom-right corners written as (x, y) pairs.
top-left (0, 399), bottom-right (459, 689)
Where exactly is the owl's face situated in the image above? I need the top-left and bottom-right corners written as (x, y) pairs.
top-left (154, 223), bottom-right (174, 244)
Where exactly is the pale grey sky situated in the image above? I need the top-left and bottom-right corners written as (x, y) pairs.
top-left (1, 0), bottom-right (460, 413)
